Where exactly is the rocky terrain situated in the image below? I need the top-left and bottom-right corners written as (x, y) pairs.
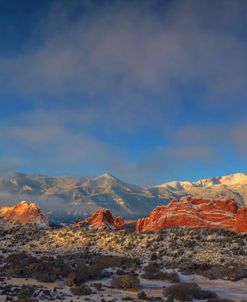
top-left (136, 198), bottom-right (247, 233)
top-left (78, 208), bottom-right (125, 230)
top-left (1, 172), bottom-right (247, 223)
top-left (0, 199), bottom-right (246, 301)
top-left (0, 207), bottom-right (247, 301)
top-left (0, 201), bottom-right (48, 226)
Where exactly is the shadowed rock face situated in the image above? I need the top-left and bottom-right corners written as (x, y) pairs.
top-left (0, 201), bottom-right (48, 226)
top-left (136, 198), bottom-right (247, 233)
top-left (82, 208), bottom-right (125, 230)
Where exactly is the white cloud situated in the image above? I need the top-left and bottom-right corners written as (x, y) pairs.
top-left (0, 1), bottom-right (247, 184)
top-left (0, 0), bottom-right (247, 131)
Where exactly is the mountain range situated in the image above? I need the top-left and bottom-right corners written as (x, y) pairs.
top-left (0, 172), bottom-right (246, 223)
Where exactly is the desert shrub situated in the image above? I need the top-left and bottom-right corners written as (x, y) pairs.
top-left (137, 291), bottom-right (148, 300)
top-left (156, 234), bottom-right (163, 241)
top-left (162, 271), bottom-right (180, 283)
top-left (35, 271), bottom-right (57, 283)
top-left (91, 255), bottom-right (133, 269)
top-left (111, 274), bottom-right (140, 290)
top-left (17, 299), bottom-right (39, 302)
top-left (17, 286), bottom-right (34, 299)
top-left (163, 282), bottom-right (217, 301)
top-left (143, 270), bottom-right (179, 282)
top-left (207, 299), bottom-right (234, 302)
top-left (70, 285), bottom-right (92, 296)
top-left (179, 262), bottom-right (247, 281)
top-left (116, 269), bottom-right (126, 275)
top-left (88, 264), bottom-right (106, 279)
top-left (183, 240), bottom-right (196, 248)
top-left (142, 262), bottom-right (179, 282)
top-left (66, 269), bottom-right (90, 286)
top-left (150, 253), bottom-right (158, 261)
top-left (91, 282), bottom-right (102, 291)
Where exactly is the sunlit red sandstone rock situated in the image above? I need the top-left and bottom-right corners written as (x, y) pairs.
top-left (136, 198), bottom-right (247, 233)
top-left (81, 208), bottom-right (125, 230)
top-left (235, 207), bottom-right (247, 233)
top-left (0, 201), bottom-right (48, 226)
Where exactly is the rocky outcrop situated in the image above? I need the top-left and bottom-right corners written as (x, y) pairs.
top-left (0, 201), bottom-right (48, 226)
top-left (82, 208), bottom-right (125, 230)
top-left (136, 198), bottom-right (247, 233)
top-left (234, 207), bottom-right (247, 233)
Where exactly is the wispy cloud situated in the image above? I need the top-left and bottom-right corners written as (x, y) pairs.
top-left (0, 0), bottom-right (247, 184)
top-left (1, 0), bottom-right (247, 129)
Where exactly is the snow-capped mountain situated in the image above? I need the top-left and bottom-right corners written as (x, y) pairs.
top-left (0, 172), bottom-right (246, 222)
top-left (149, 172), bottom-right (247, 207)
top-left (0, 172), bottom-right (157, 222)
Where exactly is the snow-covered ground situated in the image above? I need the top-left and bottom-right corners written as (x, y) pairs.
top-left (0, 223), bottom-right (246, 301)
top-left (1, 274), bottom-right (246, 302)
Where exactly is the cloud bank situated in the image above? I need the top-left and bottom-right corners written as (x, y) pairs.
top-left (0, 0), bottom-right (247, 185)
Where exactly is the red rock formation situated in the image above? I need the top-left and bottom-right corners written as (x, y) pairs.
top-left (0, 201), bottom-right (48, 226)
top-left (234, 207), bottom-right (247, 233)
top-left (136, 198), bottom-right (247, 233)
top-left (83, 208), bottom-right (125, 230)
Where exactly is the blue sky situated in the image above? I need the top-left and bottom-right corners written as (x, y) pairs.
top-left (1, 0), bottom-right (247, 186)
